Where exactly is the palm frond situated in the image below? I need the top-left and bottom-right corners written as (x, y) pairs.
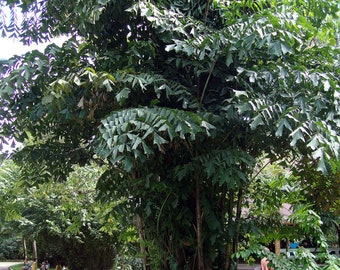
top-left (96, 107), bottom-right (215, 170)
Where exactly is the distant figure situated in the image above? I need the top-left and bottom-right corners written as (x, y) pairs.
top-left (31, 261), bottom-right (37, 270)
top-left (261, 247), bottom-right (274, 270)
top-left (40, 260), bottom-right (50, 270)
top-left (22, 259), bottom-right (32, 270)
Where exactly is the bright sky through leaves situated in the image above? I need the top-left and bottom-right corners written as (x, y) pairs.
top-left (0, 4), bottom-right (67, 59)
top-left (0, 36), bottom-right (67, 59)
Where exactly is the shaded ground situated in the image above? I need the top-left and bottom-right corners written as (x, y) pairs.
top-left (0, 261), bottom-right (259, 270)
top-left (238, 264), bottom-right (260, 269)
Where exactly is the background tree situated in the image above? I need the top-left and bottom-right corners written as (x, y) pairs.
top-left (0, 160), bottom-right (23, 260)
top-left (239, 161), bottom-right (340, 269)
top-left (0, 0), bottom-right (339, 269)
top-left (0, 160), bottom-right (132, 269)
top-left (292, 158), bottom-right (340, 247)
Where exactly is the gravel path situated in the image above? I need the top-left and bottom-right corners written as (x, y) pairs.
top-left (0, 262), bottom-right (22, 270)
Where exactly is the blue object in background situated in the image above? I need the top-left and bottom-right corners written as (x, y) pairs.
top-left (290, 243), bottom-right (298, 249)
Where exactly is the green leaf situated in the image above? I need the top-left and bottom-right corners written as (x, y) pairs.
top-left (250, 114), bottom-right (264, 130)
top-left (281, 42), bottom-right (292, 55)
top-left (290, 128), bottom-right (305, 147)
top-left (131, 136), bottom-right (142, 150)
top-left (311, 73), bottom-right (320, 86)
top-left (226, 50), bottom-right (233, 67)
top-left (142, 141), bottom-right (153, 156)
top-left (307, 135), bottom-right (320, 150)
top-left (140, 6), bottom-right (150, 17)
top-left (268, 41), bottom-right (282, 56)
top-left (201, 120), bottom-right (215, 130)
top-left (205, 161), bottom-right (216, 179)
top-left (312, 147), bottom-right (324, 160)
top-left (322, 80), bottom-right (330, 91)
top-left (116, 88), bottom-right (131, 105)
top-left (153, 132), bottom-right (168, 147)
top-left (233, 90), bottom-right (248, 98)
top-left (183, 44), bottom-right (194, 56)
top-left (0, 85), bottom-right (14, 97)
top-left (316, 156), bottom-right (327, 174)
top-left (236, 103), bottom-right (251, 114)
top-left (42, 94), bottom-right (53, 104)
top-left (165, 44), bottom-right (176, 52)
top-left (275, 118), bottom-right (292, 137)
top-left (124, 156), bottom-right (134, 172)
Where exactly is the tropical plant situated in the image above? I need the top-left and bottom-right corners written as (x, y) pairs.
top-left (0, 0), bottom-right (339, 269)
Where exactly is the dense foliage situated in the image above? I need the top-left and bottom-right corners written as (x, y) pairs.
top-left (0, 161), bottom-right (124, 269)
top-left (240, 162), bottom-right (340, 268)
top-left (0, 0), bottom-right (339, 269)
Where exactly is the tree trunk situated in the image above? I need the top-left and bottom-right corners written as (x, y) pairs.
top-left (195, 172), bottom-right (204, 270)
top-left (219, 184), bottom-right (227, 266)
top-left (225, 189), bottom-right (234, 270)
top-left (233, 188), bottom-right (243, 254)
top-left (220, 183), bottom-right (227, 220)
top-left (338, 225), bottom-right (340, 248)
top-left (33, 240), bottom-right (37, 263)
top-left (135, 214), bottom-right (149, 270)
top-left (23, 238), bottom-right (27, 261)
top-left (275, 240), bottom-right (281, 255)
top-left (225, 243), bottom-right (232, 270)
top-left (32, 240), bottom-right (38, 270)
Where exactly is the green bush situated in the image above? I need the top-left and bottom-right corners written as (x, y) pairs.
top-left (0, 237), bottom-right (22, 260)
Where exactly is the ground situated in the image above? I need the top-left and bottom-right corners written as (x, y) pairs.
top-left (0, 261), bottom-right (22, 270)
top-left (0, 261), bottom-right (259, 269)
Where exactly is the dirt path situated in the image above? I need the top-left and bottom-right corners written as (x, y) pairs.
top-left (0, 261), bottom-right (22, 270)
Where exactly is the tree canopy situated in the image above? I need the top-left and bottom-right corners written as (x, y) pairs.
top-left (0, 0), bottom-right (339, 269)
top-left (0, 160), bottom-right (124, 269)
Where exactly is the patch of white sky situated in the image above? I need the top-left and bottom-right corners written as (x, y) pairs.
top-left (0, 4), bottom-right (68, 60)
top-left (0, 36), bottom-right (67, 59)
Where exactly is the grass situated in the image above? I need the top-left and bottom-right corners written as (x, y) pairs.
top-left (8, 263), bottom-right (23, 270)
top-left (8, 263), bottom-right (22, 270)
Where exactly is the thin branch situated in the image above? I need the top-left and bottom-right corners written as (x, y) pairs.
top-left (204, 0), bottom-right (211, 26)
top-left (199, 60), bottom-right (216, 108)
top-left (251, 159), bottom-right (272, 181)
